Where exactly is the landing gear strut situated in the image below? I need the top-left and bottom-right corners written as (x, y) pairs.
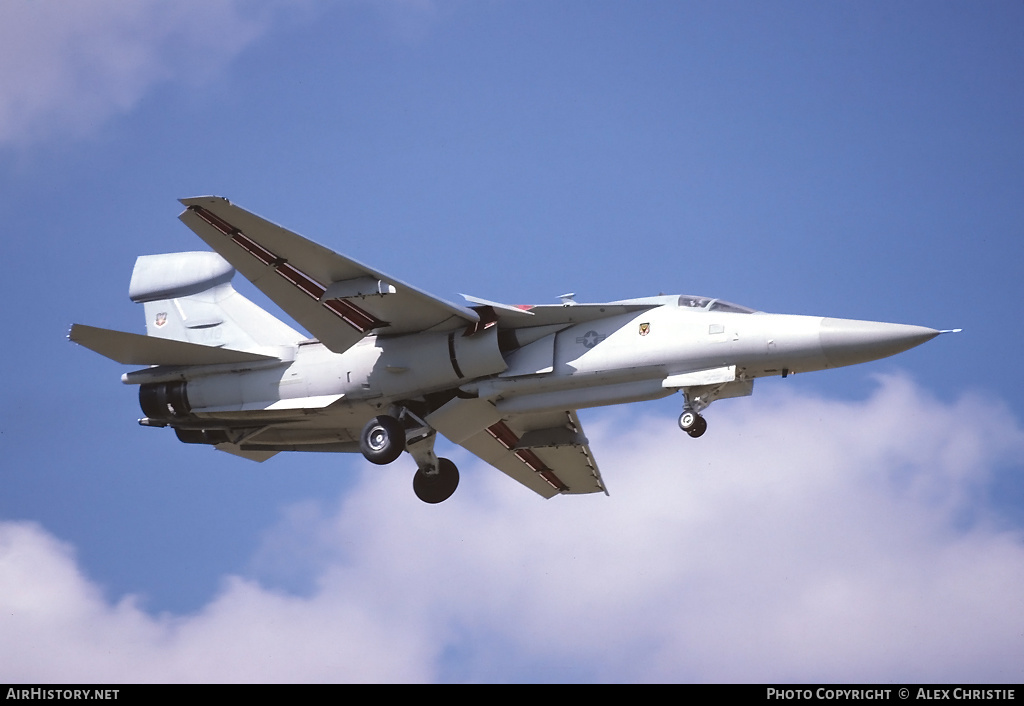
top-left (405, 421), bottom-right (460, 504)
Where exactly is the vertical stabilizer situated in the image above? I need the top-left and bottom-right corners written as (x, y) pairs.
top-left (128, 252), bottom-right (303, 352)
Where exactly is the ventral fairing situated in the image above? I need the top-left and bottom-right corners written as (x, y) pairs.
top-left (71, 197), bottom-right (957, 503)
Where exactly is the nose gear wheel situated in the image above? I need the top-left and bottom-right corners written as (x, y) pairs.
top-left (678, 410), bottom-right (707, 438)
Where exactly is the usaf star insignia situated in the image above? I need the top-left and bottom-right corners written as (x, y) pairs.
top-left (577, 330), bottom-right (607, 349)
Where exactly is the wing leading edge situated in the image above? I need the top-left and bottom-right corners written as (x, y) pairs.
top-left (178, 196), bottom-right (481, 353)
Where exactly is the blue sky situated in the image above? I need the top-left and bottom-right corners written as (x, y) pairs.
top-left (1, 0), bottom-right (1022, 683)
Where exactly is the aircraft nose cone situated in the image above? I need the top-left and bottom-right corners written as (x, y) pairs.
top-left (819, 318), bottom-right (940, 369)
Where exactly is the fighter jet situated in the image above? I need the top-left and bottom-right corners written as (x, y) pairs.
top-left (70, 197), bottom-right (957, 503)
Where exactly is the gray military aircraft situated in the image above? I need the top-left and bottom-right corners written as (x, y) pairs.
top-left (71, 197), bottom-right (957, 503)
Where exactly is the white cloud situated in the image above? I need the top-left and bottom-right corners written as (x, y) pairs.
top-left (0, 522), bottom-right (434, 683)
top-left (0, 0), bottom-right (270, 146)
top-left (2, 375), bottom-right (1023, 682)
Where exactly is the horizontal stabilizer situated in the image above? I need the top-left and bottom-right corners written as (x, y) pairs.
top-left (69, 324), bottom-right (279, 366)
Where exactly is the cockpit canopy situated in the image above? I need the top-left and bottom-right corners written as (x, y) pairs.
top-left (677, 295), bottom-right (757, 314)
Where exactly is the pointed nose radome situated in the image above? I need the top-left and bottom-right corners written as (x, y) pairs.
top-left (819, 318), bottom-right (941, 369)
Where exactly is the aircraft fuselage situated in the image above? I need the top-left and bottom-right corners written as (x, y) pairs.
top-left (132, 300), bottom-right (941, 425)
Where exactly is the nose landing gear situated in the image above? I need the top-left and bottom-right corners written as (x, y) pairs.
top-left (678, 410), bottom-right (707, 438)
top-left (678, 389), bottom-right (709, 438)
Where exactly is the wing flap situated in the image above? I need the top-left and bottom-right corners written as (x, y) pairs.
top-left (69, 324), bottom-right (278, 366)
top-left (459, 427), bottom-right (562, 499)
top-left (178, 197), bottom-right (480, 353)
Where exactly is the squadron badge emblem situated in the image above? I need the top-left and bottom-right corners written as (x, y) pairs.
top-left (639, 322), bottom-right (650, 336)
top-left (154, 312), bottom-right (167, 328)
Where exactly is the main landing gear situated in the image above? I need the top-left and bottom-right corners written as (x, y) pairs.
top-left (359, 412), bottom-right (460, 504)
top-left (413, 458), bottom-right (460, 504)
top-left (360, 415), bottom-right (406, 465)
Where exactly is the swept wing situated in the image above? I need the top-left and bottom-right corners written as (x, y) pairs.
top-left (427, 398), bottom-right (606, 498)
top-left (178, 196), bottom-right (481, 353)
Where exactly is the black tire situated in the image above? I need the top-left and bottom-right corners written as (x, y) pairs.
top-left (678, 410), bottom-right (698, 432)
top-left (413, 458), bottom-right (459, 504)
top-left (360, 415), bottom-right (406, 465)
top-left (687, 415), bottom-right (708, 438)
